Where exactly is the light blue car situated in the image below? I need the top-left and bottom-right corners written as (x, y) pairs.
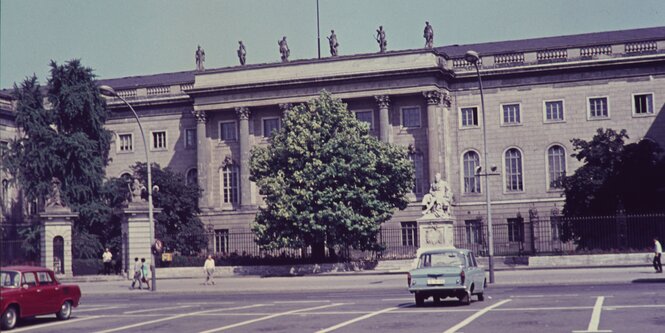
top-left (407, 248), bottom-right (487, 306)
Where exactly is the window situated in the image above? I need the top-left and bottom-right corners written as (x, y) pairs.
top-left (118, 134), bottom-right (133, 152)
top-left (262, 118), bottom-right (280, 138)
top-left (37, 272), bottom-right (53, 285)
top-left (507, 217), bottom-right (524, 242)
top-left (544, 100), bottom-right (564, 122)
top-left (401, 222), bottom-right (418, 246)
top-left (463, 151), bottom-right (481, 193)
top-left (401, 106), bottom-right (421, 128)
top-left (21, 272), bottom-right (37, 287)
top-left (465, 220), bottom-right (482, 244)
top-left (214, 229), bottom-right (229, 253)
top-left (460, 107), bottom-right (479, 127)
top-left (219, 121), bottom-right (237, 141)
top-left (588, 97), bottom-right (609, 119)
top-left (354, 110), bottom-right (374, 129)
top-left (505, 148), bottom-right (523, 192)
top-left (185, 129), bottom-right (196, 148)
top-left (186, 168), bottom-right (198, 186)
top-left (221, 165), bottom-right (239, 205)
top-left (409, 152), bottom-right (424, 194)
top-left (502, 104), bottom-right (521, 125)
top-left (633, 93), bottom-right (654, 115)
top-left (151, 131), bottom-right (167, 150)
top-left (547, 145), bottom-right (566, 190)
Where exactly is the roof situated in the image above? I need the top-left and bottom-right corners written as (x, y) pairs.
top-left (97, 70), bottom-right (195, 90)
top-left (437, 26), bottom-right (665, 58)
top-left (1, 265), bottom-right (52, 272)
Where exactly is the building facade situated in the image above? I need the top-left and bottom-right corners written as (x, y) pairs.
top-left (2, 27), bottom-right (664, 253)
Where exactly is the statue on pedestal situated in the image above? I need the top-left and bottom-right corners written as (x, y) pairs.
top-left (131, 179), bottom-right (146, 203)
top-left (278, 36), bottom-right (290, 62)
top-left (375, 26), bottom-right (387, 53)
top-left (237, 41), bottom-right (246, 65)
top-left (423, 21), bottom-right (434, 49)
top-left (327, 30), bottom-right (338, 56)
top-left (46, 178), bottom-right (65, 208)
top-left (195, 45), bottom-right (205, 71)
top-left (421, 173), bottom-right (453, 219)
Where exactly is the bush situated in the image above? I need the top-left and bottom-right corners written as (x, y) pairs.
top-left (73, 259), bottom-right (103, 275)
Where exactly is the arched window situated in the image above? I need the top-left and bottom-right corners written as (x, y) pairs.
top-left (505, 148), bottom-right (523, 192)
top-left (463, 151), bottom-right (481, 193)
top-left (186, 168), bottom-right (198, 186)
top-left (220, 165), bottom-right (239, 205)
top-left (409, 152), bottom-right (424, 194)
top-left (547, 145), bottom-right (566, 190)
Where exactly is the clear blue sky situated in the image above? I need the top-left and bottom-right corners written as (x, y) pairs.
top-left (1, 0), bottom-right (663, 89)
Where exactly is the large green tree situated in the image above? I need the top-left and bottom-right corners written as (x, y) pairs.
top-left (6, 60), bottom-right (114, 258)
top-left (249, 91), bottom-right (414, 258)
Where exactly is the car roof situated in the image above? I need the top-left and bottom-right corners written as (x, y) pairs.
top-left (1, 266), bottom-right (52, 273)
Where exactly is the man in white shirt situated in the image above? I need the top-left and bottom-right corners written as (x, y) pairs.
top-left (102, 248), bottom-right (113, 275)
top-left (654, 238), bottom-right (662, 273)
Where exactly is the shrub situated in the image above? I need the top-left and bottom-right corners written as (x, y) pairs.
top-left (73, 259), bottom-right (103, 275)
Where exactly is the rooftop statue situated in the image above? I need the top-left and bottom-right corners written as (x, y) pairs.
top-left (195, 45), bottom-right (205, 71)
top-left (327, 30), bottom-right (339, 56)
top-left (237, 41), bottom-right (246, 65)
top-left (375, 26), bottom-right (387, 53)
top-left (421, 173), bottom-right (453, 219)
top-left (423, 21), bottom-right (434, 49)
top-left (278, 36), bottom-right (290, 62)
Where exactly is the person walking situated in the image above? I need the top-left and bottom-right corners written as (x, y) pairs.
top-left (140, 258), bottom-right (151, 290)
top-left (204, 255), bottom-right (215, 285)
top-left (654, 238), bottom-right (663, 273)
top-left (130, 257), bottom-right (142, 289)
top-left (102, 248), bottom-right (113, 275)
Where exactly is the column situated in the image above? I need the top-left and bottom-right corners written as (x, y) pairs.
top-left (423, 90), bottom-right (445, 182)
top-left (235, 107), bottom-right (253, 209)
top-left (194, 110), bottom-right (212, 209)
top-left (374, 95), bottom-right (391, 143)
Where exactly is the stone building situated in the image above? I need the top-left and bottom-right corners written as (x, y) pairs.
top-left (2, 26), bottom-right (664, 254)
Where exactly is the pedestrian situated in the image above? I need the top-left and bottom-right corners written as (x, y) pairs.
top-left (102, 248), bottom-right (112, 275)
top-left (130, 257), bottom-right (142, 289)
top-left (654, 238), bottom-right (663, 273)
top-left (204, 254), bottom-right (215, 285)
top-left (140, 258), bottom-right (151, 290)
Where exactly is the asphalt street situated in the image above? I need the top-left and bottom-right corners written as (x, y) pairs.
top-left (6, 267), bottom-right (665, 333)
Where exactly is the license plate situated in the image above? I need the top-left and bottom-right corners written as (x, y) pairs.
top-left (427, 278), bottom-right (444, 286)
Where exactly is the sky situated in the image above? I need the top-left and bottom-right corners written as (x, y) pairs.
top-left (1, 0), bottom-right (664, 89)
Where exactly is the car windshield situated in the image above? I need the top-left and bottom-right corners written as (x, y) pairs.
top-left (1, 270), bottom-right (21, 288)
top-left (419, 252), bottom-right (466, 268)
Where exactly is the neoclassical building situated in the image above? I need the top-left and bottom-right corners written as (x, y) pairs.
top-left (2, 26), bottom-right (664, 253)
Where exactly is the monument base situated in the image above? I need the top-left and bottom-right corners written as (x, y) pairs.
top-left (416, 217), bottom-right (455, 250)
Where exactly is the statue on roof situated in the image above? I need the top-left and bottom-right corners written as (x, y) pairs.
top-left (424, 21), bottom-right (434, 49)
top-left (278, 36), bottom-right (290, 62)
top-left (375, 26), bottom-right (387, 53)
top-left (327, 30), bottom-right (339, 56)
top-left (237, 41), bottom-right (246, 65)
top-left (195, 45), bottom-right (205, 71)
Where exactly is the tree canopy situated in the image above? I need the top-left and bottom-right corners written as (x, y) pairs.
top-left (249, 91), bottom-right (414, 257)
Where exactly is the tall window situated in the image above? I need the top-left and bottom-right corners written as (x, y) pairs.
top-left (502, 104), bottom-right (521, 124)
top-left (401, 107), bottom-right (421, 128)
top-left (118, 134), bottom-right (133, 152)
top-left (544, 101), bottom-right (564, 122)
top-left (185, 129), bottom-right (196, 148)
top-left (214, 229), bottom-right (229, 253)
top-left (547, 145), bottom-right (566, 190)
top-left (505, 148), bottom-right (523, 192)
top-left (588, 97), bottom-right (609, 119)
top-left (262, 118), bottom-right (280, 138)
top-left (507, 217), bottom-right (524, 242)
top-left (409, 152), bottom-right (424, 194)
top-left (465, 220), bottom-right (482, 244)
top-left (463, 151), bottom-right (481, 193)
top-left (151, 131), bottom-right (167, 150)
top-left (460, 107), bottom-right (478, 127)
top-left (401, 222), bottom-right (418, 246)
top-left (633, 93), bottom-right (654, 115)
top-left (354, 110), bottom-right (374, 129)
top-left (219, 121), bottom-right (237, 141)
top-left (221, 165), bottom-right (239, 205)
top-left (186, 168), bottom-right (198, 186)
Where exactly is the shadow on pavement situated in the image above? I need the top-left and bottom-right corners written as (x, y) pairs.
top-left (632, 278), bottom-right (665, 283)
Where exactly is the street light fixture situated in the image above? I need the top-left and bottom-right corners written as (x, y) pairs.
top-left (99, 85), bottom-right (157, 291)
top-left (465, 50), bottom-right (496, 284)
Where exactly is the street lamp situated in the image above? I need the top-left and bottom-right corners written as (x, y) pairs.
top-left (99, 85), bottom-right (157, 291)
top-left (465, 50), bottom-right (496, 284)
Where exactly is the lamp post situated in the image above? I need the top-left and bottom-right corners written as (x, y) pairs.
top-left (464, 50), bottom-right (495, 284)
top-left (99, 85), bottom-right (157, 291)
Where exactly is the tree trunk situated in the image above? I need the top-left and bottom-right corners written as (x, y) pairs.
top-left (311, 242), bottom-right (326, 262)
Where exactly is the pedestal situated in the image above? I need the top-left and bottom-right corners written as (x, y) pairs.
top-left (40, 206), bottom-right (78, 278)
top-left (122, 202), bottom-right (159, 279)
top-left (417, 217), bottom-right (455, 250)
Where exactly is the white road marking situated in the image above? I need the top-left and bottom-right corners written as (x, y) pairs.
top-left (443, 299), bottom-right (512, 333)
top-left (572, 296), bottom-right (612, 333)
top-left (92, 304), bottom-right (266, 333)
top-left (124, 304), bottom-right (193, 314)
top-left (198, 303), bottom-right (344, 333)
top-left (76, 306), bottom-right (121, 312)
top-left (510, 294), bottom-right (579, 298)
top-left (272, 300), bottom-right (331, 304)
top-left (315, 306), bottom-right (402, 333)
top-left (178, 302), bottom-right (235, 305)
top-left (10, 316), bottom-right (100, 332)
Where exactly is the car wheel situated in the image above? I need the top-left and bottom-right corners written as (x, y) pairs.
top-left (459, 291), bottom-right (471, 305)
top-left (477, 292), bottom-right (485, 301)
top-left (56, 301), bottom-right (72, 320)
top-left (415, 293), bottom-right (425, 307)
top-left (1, 306), bottom-right (18, 330)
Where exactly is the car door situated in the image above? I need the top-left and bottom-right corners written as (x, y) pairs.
top-left (19, 272), bottom-right (41, 316)
top-left (465, 253), bottom-right (481, 289)
top-left (469, 252), bottom-right (484, 290)
top-left (36, 271), bottom-right (59, 313)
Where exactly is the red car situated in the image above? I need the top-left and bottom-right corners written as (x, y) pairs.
top-left (1, 266), bottom-right (81, 330)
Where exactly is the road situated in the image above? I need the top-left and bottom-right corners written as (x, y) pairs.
top-left (7, 268), bottom-right (665, 332)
